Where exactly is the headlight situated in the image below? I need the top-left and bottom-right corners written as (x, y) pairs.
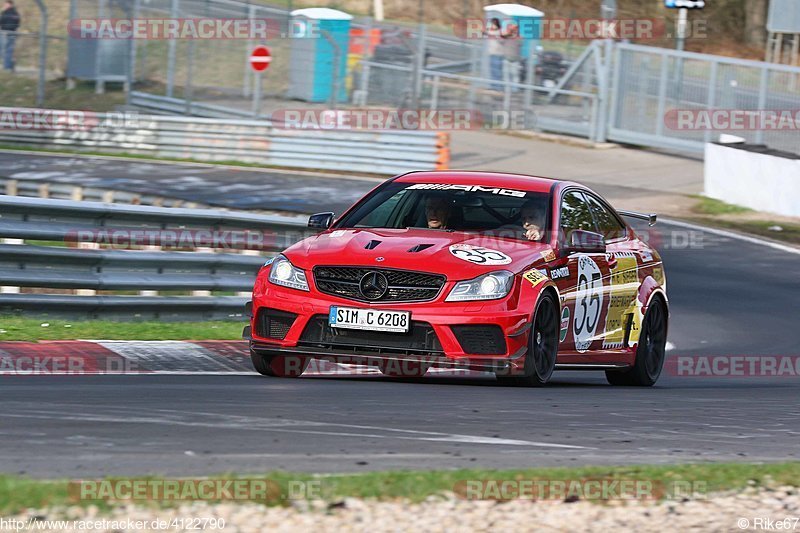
top-left (268, 255), bottom-right (309, 291)
top-left (446, 271), bottom-right (514, 302)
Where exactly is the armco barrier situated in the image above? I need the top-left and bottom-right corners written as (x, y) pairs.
top-left (0, 195), bottom-right (309, 320)
top-left (0, 107), bottom-right (450, 175)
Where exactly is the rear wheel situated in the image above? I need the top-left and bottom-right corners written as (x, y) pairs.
top-left (497, 293), bottom-right (559, 387)
top-left (250, 350), bottom-right (308, 378)
top-left (605, 297), bottom-right (668, 386)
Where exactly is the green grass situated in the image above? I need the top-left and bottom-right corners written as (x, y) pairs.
top-left (1, 462), bottom-right (799, 514)
top-left (0, 318), bottom-right (245, 342)
top-left (0, 72), bottom-right (126, 111)
top-left (686, 195), bottom-right (800, 246)
top-left (691, 195), bottom-right (753, 215)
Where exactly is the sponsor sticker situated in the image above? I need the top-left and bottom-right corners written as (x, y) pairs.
top-left (329, 230), bottom-right (347, 238)
top-left (573, 255), bottom-right (603, 353)
top-left (523, 269), bottom-right (548, 287)
top-left (549, 265), bottom-right (570, 280)
top-left (640, 250), bottom-right (653, 262)
top-left (559, 306), bottom-right (570, 342)
top-left (449, 244), bottom-right (512, 265)
top-left (406, 183), bottom-right (527, 198)
top-left (541, 249), bottom-right (557, 263)
top-left (603, 252), bottom-right (640, 349)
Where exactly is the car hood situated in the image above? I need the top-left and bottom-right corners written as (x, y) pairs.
top-left (284, 228), bottom-right (552, 279)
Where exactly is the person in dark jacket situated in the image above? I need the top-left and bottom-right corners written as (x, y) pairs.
top-left (1, 1), bottom-right (21, 71)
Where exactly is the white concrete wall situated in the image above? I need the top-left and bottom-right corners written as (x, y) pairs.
top-left (704, 143), bottom-right (800, 218)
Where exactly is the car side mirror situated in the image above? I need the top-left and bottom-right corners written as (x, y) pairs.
top-left (564, 229), bottom-right (606, 255)
top-left (308, 212), bottom-right (334, 230)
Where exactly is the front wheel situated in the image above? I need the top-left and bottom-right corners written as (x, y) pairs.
top-left (250, 350), bottom-right (308, 378)
top-left (497, 293), bottom-right (559, 387)
top-left (605, 296), bottom-right (668, 386)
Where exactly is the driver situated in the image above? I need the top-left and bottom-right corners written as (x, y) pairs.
top-left (425, 196), bottom-right (452, 229)
top-left (519, 199), bottom-right (546, 241)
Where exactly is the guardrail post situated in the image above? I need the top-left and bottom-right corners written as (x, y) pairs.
top-left (430, 74), bottom-right (440, 111)
top-left (192, 246), bottom-right (214, 297)
top-left (0, 238), bottom-right (23, 294)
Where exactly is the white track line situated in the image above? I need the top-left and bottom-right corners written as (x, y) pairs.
top-left (661, 218), bottom-right (800, 255)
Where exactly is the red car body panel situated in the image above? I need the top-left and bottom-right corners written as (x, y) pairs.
top-left (249, 171), bottom-right (667, 375)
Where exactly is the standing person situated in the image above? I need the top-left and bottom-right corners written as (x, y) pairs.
top-left (1, 0), bottom-right (21, 72)
top-left (486, 18), bottom-right (504, 91)
top-left (502, 23), bottom-right (522, 91)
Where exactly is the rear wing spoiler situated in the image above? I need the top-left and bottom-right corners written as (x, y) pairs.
top-left (618, 210), bottom-right (658, 226)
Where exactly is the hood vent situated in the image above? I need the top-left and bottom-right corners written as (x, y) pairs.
top-left (407, 243), bottom-right (434, 253)
top-left (364, 239), bottom-right (381, 250)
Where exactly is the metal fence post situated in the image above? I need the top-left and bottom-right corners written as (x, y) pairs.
top-left (32, 0), bottom-right (48, 106)
top-left (593, 40), bottom-right (613, 143)
top-left (703, 60), bottom-right (718, 144)
top-left (166, 0), bottom-right (180, 98)
top-left (755, 66), bottom-right (769, 144)
top-left (654, 50), bottom-right (669, 137)
top-left (185, 38), bottom-right (195, 115)
top-left (412, 23), bottom-right (426, 108)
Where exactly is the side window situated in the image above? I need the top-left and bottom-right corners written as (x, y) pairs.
top-left (585, 194), bottom-right (627, 241)
top-left (560, 191), bottom-right (596, 239)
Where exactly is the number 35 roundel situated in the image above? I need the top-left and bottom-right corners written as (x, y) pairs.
top-left (573, 255), bottom-right (603, 352)
top-left (449, 244), bottom-right (512, 265)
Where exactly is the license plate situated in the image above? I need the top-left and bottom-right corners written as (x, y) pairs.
top-left (329, 306), bottom-right (410, 333)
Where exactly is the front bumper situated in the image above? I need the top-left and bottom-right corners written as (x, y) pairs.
top-left (247, 284), bottom-right (532, 374)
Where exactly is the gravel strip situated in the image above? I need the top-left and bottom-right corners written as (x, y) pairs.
top-left (7, 487), bottom-right (799, 532)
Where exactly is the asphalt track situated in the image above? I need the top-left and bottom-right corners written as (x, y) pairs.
top-left (1, 217), bottom-right (799, 477)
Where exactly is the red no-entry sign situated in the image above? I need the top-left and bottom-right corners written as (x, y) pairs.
top-left (250, 46), bottom-right (272, 72)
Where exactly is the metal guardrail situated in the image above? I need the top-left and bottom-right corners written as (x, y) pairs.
top-left (0, 195), bottom-right (309, 320)
top-left (0, 107), bottom-right (450, 175)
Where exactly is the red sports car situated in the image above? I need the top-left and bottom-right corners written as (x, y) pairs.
top-left (245, 171), bottom-right (668, 386)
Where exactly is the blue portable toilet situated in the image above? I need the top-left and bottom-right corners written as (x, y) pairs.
top-left (482, 3), bottom-right (544, 82)
top-left (288, 8), bottom-right (353, 103)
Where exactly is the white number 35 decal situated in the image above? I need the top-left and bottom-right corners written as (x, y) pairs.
top-left (449, 245), bottom-right (512, 265)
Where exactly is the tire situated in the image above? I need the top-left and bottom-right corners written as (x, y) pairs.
top-left (497, 292), bottom-right (559, 387)
top-left (250, 350), bottom-right (308, 378)
top-left (378, 359), bottom-right (430, 378)
top-left (605, 296), bottom-right (668, 387)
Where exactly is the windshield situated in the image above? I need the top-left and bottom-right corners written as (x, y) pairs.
top-left (336, 182), bottom-right (551, 242)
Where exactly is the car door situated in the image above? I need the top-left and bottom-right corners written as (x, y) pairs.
top-left (550, 189), bottom-right (611, 354)
top-left (583, 192), bottom-right (641, 352)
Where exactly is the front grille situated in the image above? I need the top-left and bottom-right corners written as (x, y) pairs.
top-left (313, 267), bottom-right (445, 303)
top-left (299, 315), bottom-right (443, 355)
top-left (255, 308), bottom-right (297, 340)
top-left (451, 325), bottom-right (507, 355)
